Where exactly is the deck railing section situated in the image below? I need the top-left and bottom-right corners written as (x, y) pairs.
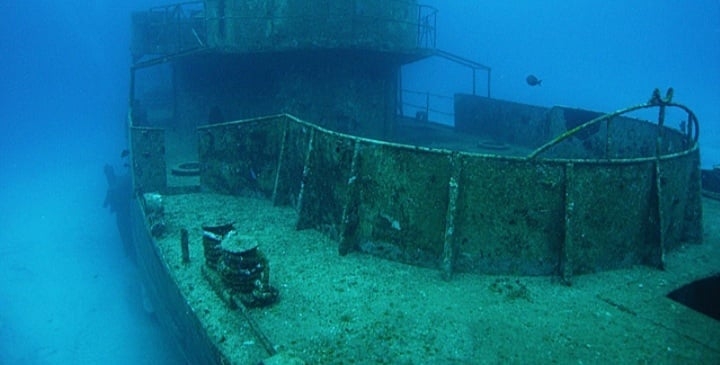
top-left (132, 0), bottom-right (437, 64)
top-left (186, 99), bottom-right (701, 282)
top-left (131, 1), bottom-right (207, 61)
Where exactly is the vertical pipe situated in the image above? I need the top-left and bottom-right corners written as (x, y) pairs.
top-left (218, 0), bottom-right (226, 40)
top-left (295, 128), bottom-right (316, 230)
top-left (653, 159), bottom-right (666, 270)
top-left (560, 162), bottom-right (574, 285)
top-left (656, 105), bottom-right (666, 157)
top-left (472, 68), bottom-right (477, 95)
top-left (605, 117), bottom-right (612, 159)
top-left (128, 67), bottom-right (137, 127)
top-left (172, 60), bottom-right (179, 123)
top-left (425, 92), bottom-right (430, 121)
top-left (416, 5), bottom-right (422, 47)
top-left (487, 68), bottom-right (492, 98)
top-left (432, 10), bottom-right (437, 48)
top-left (397, 70), bottom-right (404, 118)
top-left (441, 153), bottom-right (461, 281)
top-left (181, 228), bottom-right (190, 264)
top-left (652, 103), bottom-right (667, 269)
top-left (272, 118), bottom-right (289, 206)
top-left (339, 140), bottom-right (362, 256)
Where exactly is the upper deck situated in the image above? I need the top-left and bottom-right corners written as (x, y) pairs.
top-left (131, 0), bottom-right (437, 64)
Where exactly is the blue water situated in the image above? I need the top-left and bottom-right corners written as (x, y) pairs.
top-left (0, 1), bottom-right (717, 364)
top-left (405, 0), bottom-right (720, 166)
top-left (0, 1), bottom-right (185, 364)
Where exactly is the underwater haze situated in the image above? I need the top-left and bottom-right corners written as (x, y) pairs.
top-left (1, 1), bottom-right (185, 364)
top-left (0, 0), bottom-right (718, 364)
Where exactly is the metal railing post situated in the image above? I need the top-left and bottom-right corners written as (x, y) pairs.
top-left (487, 68), bottom-right (491, 98)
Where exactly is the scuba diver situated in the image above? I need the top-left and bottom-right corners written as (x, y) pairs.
top-left (103, 150), bottom-right (135, 261)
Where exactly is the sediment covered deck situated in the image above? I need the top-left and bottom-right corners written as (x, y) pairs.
top-left (134, 191), bottom-right (720, 364)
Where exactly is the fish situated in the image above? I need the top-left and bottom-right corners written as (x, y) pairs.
top-left (526, 74), bottom-right (542, 86)
top-left (121, 149), bottom-right (130, 158)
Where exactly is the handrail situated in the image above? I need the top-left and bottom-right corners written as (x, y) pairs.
top-left (132, 1), bottom-right (207, 62)
top-left (431, 49), bottom-right (492, 97)
top-left (400, 89), bottom-right (455, 122)
top-left (432, 49), bottom-right (491, 71)
top-left (147, 1), bottom-right (204, 15)
top-left (527, 88), bottom-right (699, 159)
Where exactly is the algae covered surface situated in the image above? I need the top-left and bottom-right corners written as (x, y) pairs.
top-left (155, 193), bottom-right (720, 364)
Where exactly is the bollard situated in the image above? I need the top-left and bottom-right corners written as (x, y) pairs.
top-left (201, 222), bottom-right (235, 269)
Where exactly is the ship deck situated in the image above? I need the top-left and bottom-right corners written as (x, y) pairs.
top-left (150, 192), bottom-right (720, 364)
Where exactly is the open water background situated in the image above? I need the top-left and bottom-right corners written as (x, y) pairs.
top-left (1, 1), bottom-right (717, 363)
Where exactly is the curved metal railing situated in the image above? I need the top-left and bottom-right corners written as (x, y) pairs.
top-left (528, 88), bottom-right (699, 159)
